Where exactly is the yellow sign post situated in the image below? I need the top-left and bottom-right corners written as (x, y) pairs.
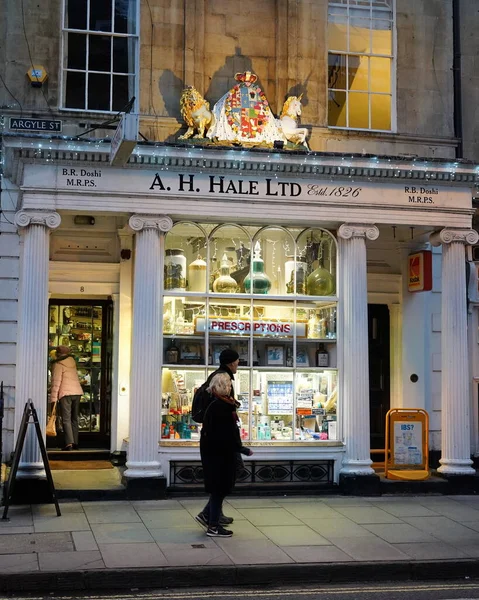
top-left (385, 408), bottom-right (429, 481)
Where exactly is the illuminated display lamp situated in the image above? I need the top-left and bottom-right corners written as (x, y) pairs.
top-left (27, 65), bottom-right (48, 88)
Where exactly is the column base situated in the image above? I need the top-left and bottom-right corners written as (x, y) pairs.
top-left (16, 461), bottom-right (47, 479)
top-left (339, 473), bottom-right (381, 496)
top-left (123, 461), bottom-right (163, 479)
top-left (438, 458), bottom-right (475, 476)
top-left (340, 459), bottom-right (375, 477)
top-left (121, 475), bottom-right (167, 500)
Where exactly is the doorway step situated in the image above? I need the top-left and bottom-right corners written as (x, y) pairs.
top-left (47, 449), bottom-right (111, 462)
top-left (51, 466), bottom-right (128, 501)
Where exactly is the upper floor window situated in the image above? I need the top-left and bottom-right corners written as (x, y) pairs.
top-left (328, 0), bottom-right (395, 131)
top-left (62, 0), bottom-right (138, 112)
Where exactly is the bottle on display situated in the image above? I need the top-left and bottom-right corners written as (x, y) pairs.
top-left (306, 240), bottom-right (335, 296)
top-left (166, 341), bottom-right (180, 364)
top-left (307, 260), bottom-right (335, 296)
top-left (285, 257), bottom-right (307, 294)
top-left (163, 308), bottom-right (174, 334)
top-left (316, 343), bottom-right (329, 367)
top-left (224, 246), bottom-right (237, 272)
top-left (244, 241), bottom-right (271, 294)
top-left (307, 312), bottom-right (321, 338)
top-left (165, 249), bottom-right (187, 291)
top-left (188, 254), bottom-right (207, 292)
top-left (174, 310), bottom-right (185, 334)
top-left (213, 253), bottom-right (238, 293)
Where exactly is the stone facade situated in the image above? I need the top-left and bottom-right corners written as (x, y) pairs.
top-left (0, 0), bottom-right (475, 157)
top-left (0, 0), bottom-right (478, 467)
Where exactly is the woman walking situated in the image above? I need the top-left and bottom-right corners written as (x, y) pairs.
top-left (49, 345), bottom-right (83, 451)
top-left (197, 372), bottom-right (252, 537)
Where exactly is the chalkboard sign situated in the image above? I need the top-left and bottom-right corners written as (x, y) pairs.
top-left (2, 400), bottom-right (60, 519)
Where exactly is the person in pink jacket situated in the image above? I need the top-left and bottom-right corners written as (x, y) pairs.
top-left (50, 345), bottom-right (83, 451)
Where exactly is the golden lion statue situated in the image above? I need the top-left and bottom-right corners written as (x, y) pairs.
top-left (179, 86), bottom-right (214, 139)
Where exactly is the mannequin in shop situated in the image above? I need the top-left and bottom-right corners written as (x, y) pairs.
top-left (49, 345), bottom-right (83, 451)
top-left (196, 372), bottom-right (253, 537)
top-left (195, 348), bottom-right (247, 534)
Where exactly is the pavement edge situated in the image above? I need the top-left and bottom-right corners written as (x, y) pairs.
top-left (0, 560), bottom-right (479, 592)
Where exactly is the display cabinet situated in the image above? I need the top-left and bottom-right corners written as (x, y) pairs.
top-left (47, 300), bottom-right (113, 447)
top-left (161, 223), bottom-right (339, 444)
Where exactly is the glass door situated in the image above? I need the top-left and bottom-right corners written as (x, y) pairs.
top-left (48, 299), bottom-right (113, 448)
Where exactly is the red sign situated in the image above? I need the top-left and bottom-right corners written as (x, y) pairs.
top-left (408, 251), bottom-right (432, 292)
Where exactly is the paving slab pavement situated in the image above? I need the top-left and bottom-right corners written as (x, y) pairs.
top-left (1, 495), bottom-right (479, 591)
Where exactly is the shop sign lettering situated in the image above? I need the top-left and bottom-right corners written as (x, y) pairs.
top-left (195, 317), bottom-right (306, 338)
top-left (404, 186), bottom-right (438, 204)
top-left (62, 168), bottom-right (102, 188)
top-left (25, 164), bottom-right (472, 211)
top-left (148, 173), bottom-right (363, 199)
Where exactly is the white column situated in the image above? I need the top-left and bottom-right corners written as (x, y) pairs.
top-left (110, 229), bottom-right (133, 453)
top-left (430, 228), bottom-right (479, 475)
top-left (338, 223), bottom-right (379, 476)
top-left (14, 210), bottom-right (61, 478)
top-left (124, 214), bottom-right (173, 479)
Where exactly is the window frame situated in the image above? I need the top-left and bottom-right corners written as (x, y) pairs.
top-left (327, 0), bottom-right (397, 133)
top-left (161, 222), bottom-right (340, 445)
top-left (60, 0), bottom-right (140, 114)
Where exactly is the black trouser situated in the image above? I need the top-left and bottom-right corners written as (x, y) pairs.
top-left (59, 395), bottom-right (80, 446)
top-left (203, 494), bottom-right (225, 528)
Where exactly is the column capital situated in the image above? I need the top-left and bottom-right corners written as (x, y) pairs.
top-left (338, 223), bottom-right (379, 241)
top-left (14, 210), bottom-right (61, 230)
top-left (129, 214), bottom-right (173, 233)
top-left (430, 228), bottom-right (479, 247)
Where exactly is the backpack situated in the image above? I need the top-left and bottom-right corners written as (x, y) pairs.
top-left (191, 382), bottom-right (212, 423)
top-left (191, 369), bottom-right (227, 423)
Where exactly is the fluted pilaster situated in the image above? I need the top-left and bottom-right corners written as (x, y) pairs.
top-left (338, 224), bottom-right (379, 475)
top-left (124, 214), bottom-right (173, 478)
top-left (430, 228), bottom-right (479, 475)
top-left (14, 210), bottom-right (61, 478)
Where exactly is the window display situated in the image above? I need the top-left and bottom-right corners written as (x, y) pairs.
top-left (162, 223), bottom-right (339, 444)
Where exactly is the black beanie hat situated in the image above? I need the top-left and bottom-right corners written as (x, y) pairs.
top-left (219, 348), bottom-right (239, 365)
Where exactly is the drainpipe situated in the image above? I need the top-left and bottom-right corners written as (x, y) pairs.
top-left (452, 0), bottom-right (463, 159)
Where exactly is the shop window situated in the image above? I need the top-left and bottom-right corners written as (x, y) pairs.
top-left (62, 0), bottom-right (138, 112)
top-left (328, 0), bottom-right (394, 131)
top-left (161, 223), bottom-right (339, 445)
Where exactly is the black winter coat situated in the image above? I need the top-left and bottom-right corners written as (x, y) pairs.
top-left (200, 397), bottom-right (249, 496)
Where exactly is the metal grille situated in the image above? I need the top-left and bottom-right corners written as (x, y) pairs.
top-left (170, 460), bottom-right (334, 488)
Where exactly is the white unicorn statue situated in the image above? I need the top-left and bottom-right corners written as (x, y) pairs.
top-left (279, 94), bottom-right (309, 150)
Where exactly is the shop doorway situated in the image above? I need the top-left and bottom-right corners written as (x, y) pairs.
top-left (47, 300), bottom-right (113, 449)
top-left (368, 304), bottom-right (390, 451)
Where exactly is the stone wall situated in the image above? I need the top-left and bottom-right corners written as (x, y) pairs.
top-left (0, 0), bottom-right (61, 115)
top-left (0, 0), bottom-right (467, 158)
top-left (460, 0), bottom-right (479, 162)
top-left (0, 183), bottom-right (20, 457)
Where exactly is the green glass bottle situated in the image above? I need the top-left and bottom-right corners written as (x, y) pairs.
top-left (244, 241), bottom-right (271, 294)
top-left (306, 261), bottom-right (335, 296)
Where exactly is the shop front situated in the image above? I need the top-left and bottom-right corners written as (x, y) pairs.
top-left (7, 140), bottom-right (479, 492)
top-left (161, 222), bottom-right (340, 489)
